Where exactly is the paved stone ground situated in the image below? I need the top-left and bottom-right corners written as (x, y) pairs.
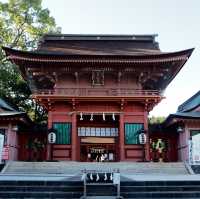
top-left (2, 161), bottom-right (189, 175)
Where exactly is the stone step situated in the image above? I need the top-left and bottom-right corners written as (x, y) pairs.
top-left (2, 180), bottom-right (200, 186)
top-left (1, 190), bottom-right (200, 198)
top-left (0, 191), bottom-right (82, 198)
top-left (2, 184), bottom-right (200, 192)
top-left (123, 191), bottom-right (200, 198)
top-left (1, 180), bottom-right (200, 198)
top-left (3, 161), bottom-right (189, 175)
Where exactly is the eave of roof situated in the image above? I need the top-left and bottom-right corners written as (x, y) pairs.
top-left (0, 111), bottom-right (33, 125)
top-left (169, 112), bottom-right (200, 119)
top-left (164, 111), bottom-right (200, 126)
top-left (0, 111), bottom-right (26, 117)
top-left (2, 46), bottom-right (194, 59)
top-left (2, 47), bottom-right (194, 91)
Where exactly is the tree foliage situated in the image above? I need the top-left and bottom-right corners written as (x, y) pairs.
top-left (0, 0), bottom-right (61, 123)
top-left (148, 116), bottom-right (166, 124)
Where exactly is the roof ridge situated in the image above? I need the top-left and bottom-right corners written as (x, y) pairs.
top-left (43, 33), bottom-right (158, 37)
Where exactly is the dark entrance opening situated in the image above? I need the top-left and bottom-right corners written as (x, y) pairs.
top-left (80, 142), bottom-right (116, 162)
top-left (77, 114), bottom-right (119, 162)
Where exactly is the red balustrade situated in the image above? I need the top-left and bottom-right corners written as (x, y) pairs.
top-left (35, 88), bottom-right (162, 97)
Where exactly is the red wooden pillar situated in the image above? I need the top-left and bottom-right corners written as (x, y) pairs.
top-left (119, 113), bottom-right (125, 161)
top-left (71, 112), bottom-right (78, 161)
top-left (46, 111), bottom-right (52, 160)
top-left (76, 120), bottom-right (80, 161)
top-left (144, 111), bottom-right (150, 161)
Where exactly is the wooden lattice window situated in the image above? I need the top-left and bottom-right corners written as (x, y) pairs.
top-left (125, 123), bottom-right (144, 144)
top-left (53, 123), bottom-right (71, 144)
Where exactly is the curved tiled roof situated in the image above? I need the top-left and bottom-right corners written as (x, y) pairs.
top-left (0, 98), bottom-right (16, 111)
top-left (178, 90), bottom-right (200, 112)
top-left (2, 46), bottom-right (194, 61)
top-left (2, 46), bottom-right (194, 91)
top-left (2, 34), bottom-right (194, 92)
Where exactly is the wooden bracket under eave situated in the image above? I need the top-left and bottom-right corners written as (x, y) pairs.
top-left (120, 99), bottom-right (125, 111)
top-left (72, 98), bottom-right (76, 111)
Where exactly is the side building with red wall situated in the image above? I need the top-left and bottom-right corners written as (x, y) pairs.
top-left (149, 90), bottom-right (200, 163)
top-left (0, 98), bottom-right (30, 161)
top-left (164, 90), bottom-right (200, 163)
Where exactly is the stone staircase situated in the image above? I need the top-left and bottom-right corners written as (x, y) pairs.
top-left (0, 162), bottom-right (198, 198)
top-left (0, 179), bottom-right (200, 198)
top-left (2, 161), bottom-right (189, 175)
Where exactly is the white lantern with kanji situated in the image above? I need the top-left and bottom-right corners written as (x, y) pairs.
top-left (139, 132), bottom-right (146, 145)
top-left (48, 132), bottom-right (56, 144)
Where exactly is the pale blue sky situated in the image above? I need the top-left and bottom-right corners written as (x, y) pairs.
top-left (3, 0), bottom-right (200, 116)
